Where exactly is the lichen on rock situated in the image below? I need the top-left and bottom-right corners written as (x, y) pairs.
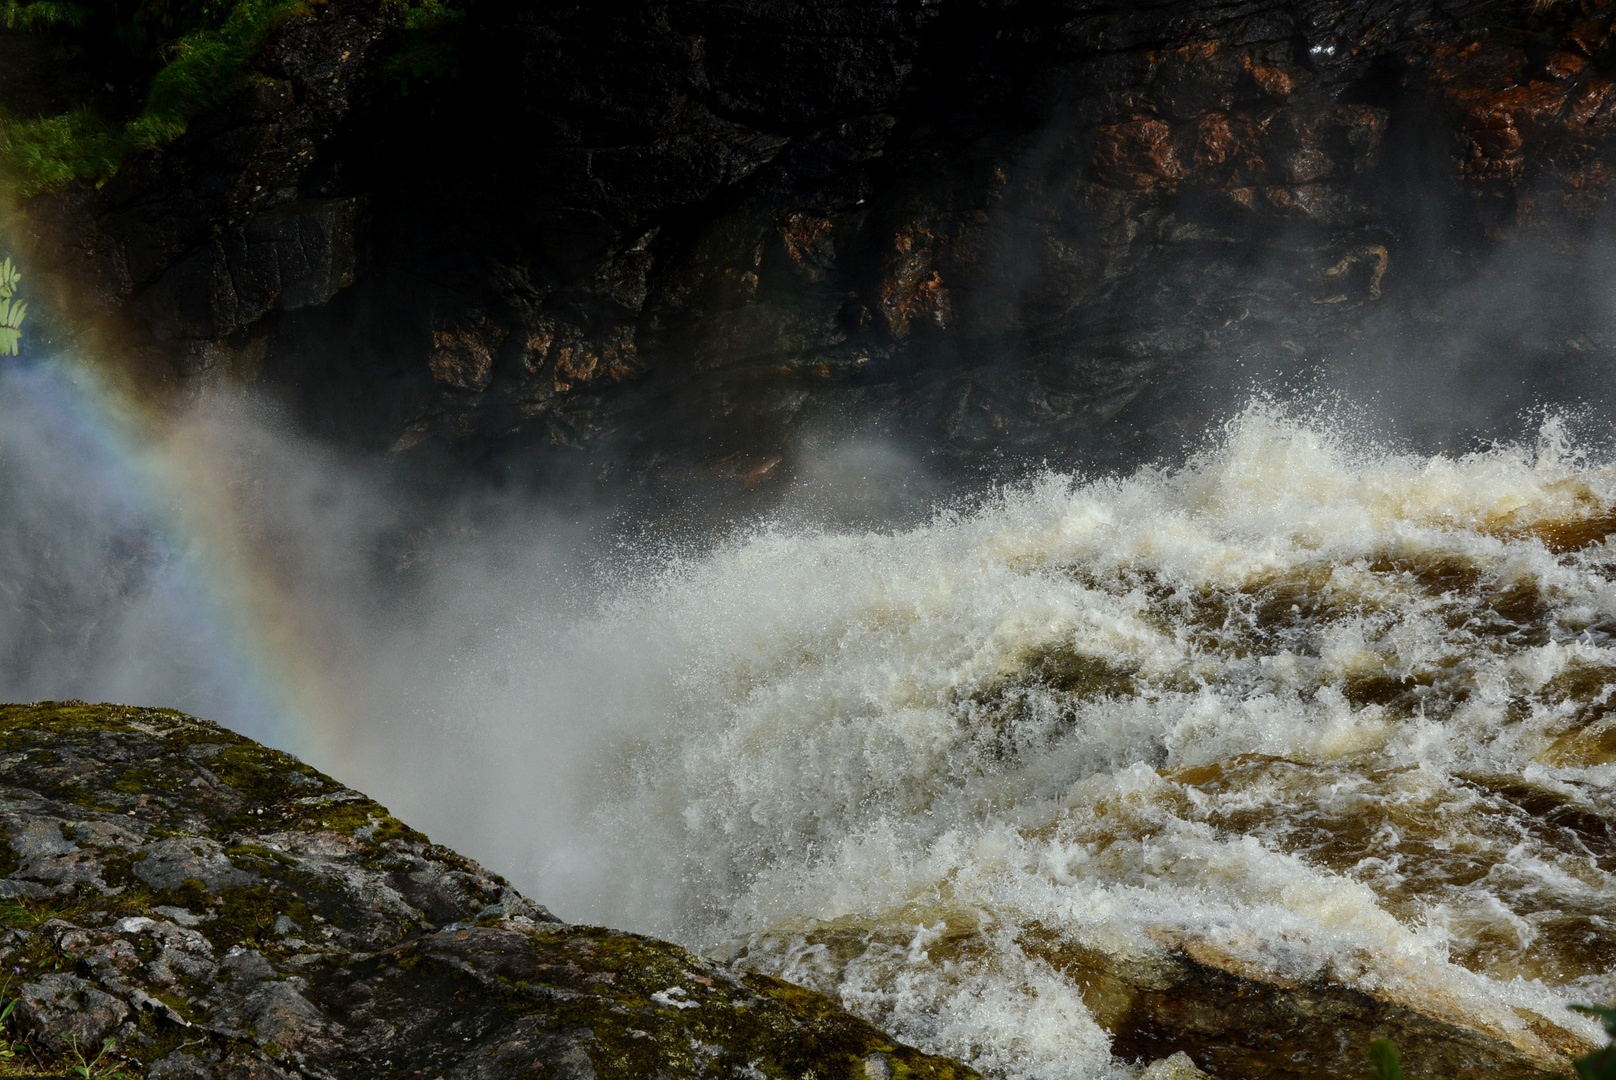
top-left (0, 702), bottom-right (978, 1079)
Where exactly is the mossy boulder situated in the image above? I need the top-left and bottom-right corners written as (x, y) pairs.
top-left (0, 701), bottom-right (978, 1080)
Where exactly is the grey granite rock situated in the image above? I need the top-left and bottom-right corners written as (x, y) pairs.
top-left (0, 702), bottom-right (978, 1080)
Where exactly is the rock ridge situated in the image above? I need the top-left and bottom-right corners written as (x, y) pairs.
top-left (0, 701), bottom-right (977, 1080)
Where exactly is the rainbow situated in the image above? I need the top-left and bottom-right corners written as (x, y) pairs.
top-left (1, 348), bottom-right (348, 771)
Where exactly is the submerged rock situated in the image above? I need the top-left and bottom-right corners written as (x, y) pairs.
top-left (1058, 931), bottom-right (1593, 1079)
top-left (1139, 1054), bottom-right (1212, 1080)
top-left (730, 909), bottom-right (1598, 1080)
top-left (0, 702), bottom-right (977, 1080)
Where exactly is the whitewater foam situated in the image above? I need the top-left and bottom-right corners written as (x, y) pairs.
top-left (522, 405), bottom-right (1616, 1076)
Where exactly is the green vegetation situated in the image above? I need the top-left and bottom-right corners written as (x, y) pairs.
top-left (1369, 1039), bottom-right (1425, 1080)
top-left (0, 0), bottom-right (308, 195)
top-left (2, 2), bottom-right (92, 30)
top-left (65, 1037), bottom-right (133, 1080)
top-left (0, 997), bottom-right (23, 1066)
top-left (0, 257), bottom-right (23, 355)
top-left (0, 0), bottom-right (467, 196)
top-left (386, 0), bottom-right (463, 94)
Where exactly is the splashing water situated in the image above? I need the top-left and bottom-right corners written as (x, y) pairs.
top-left (538, 405), bottom-right (1616, 1078)
top-left (8, 366), bottom-right (1615, 1076)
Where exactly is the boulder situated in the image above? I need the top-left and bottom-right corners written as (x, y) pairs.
top-left (0, 702), bottom-right (976, 1080)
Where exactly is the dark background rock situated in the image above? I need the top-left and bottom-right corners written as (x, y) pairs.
top-left (16, 0), bottom-right (1616, 504)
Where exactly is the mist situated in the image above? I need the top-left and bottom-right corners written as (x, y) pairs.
top-left (7, 196), bottom-right (1616, 938)
top-left (0, 352), bottom-right (958, 926)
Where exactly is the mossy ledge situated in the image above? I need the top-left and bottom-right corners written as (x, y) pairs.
top-left (0, 701), bottom-right (979, 1080)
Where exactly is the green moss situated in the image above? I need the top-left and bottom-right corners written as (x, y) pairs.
top-left (458, 926), bottom-right (981, 1080)
top-left (190, 882), bottom-right (314, 950)
top-left (0, 703), bottom-right (423, 845)
top-left (0, 0), bottom-right (467, 196)
top-left (0, 701), bottom-right (192, 738)
top-left (110, 768), bottom-right (161, 795)
top-left (0, 896), bottom-right (89, 931)
top-left (385, 0), bottom-right (463, 95)
top-left (280, 797), bottom-right (424, 844)
top-left (207, 742), bottom-right (327, 803)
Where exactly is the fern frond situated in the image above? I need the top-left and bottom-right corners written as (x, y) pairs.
top-left (0, 297), bottom-right (26, 331)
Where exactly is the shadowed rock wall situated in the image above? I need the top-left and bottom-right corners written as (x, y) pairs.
top-left (19, 0), bottom-right (1616, 489)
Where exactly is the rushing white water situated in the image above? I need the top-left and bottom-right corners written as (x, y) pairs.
top-left (530, 405), bottom-right (1616, 1077)
top-left (11, 355), bottom-right (1613, 1072)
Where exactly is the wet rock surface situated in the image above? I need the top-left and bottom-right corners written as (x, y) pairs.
top-left (734, 912), bottom-right (1597, 1080)
top-left (0, 702), bottom-right (977, 1080)
top-left (16, 0), bottom-right (400, 383)
top-left (1068, 935), bottom-right (1590, 1080)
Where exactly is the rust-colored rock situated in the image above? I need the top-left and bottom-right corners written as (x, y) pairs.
top-left (428, 317), bottom-right (505, 392)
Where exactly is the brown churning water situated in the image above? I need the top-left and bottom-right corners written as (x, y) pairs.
top-left (547, 405), bottom-right (1616, 1077)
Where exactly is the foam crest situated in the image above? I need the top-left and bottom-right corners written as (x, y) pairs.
top-left (540, 406), bottom-right (1616, 1075)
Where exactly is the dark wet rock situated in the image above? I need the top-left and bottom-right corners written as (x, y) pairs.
top-left (17, 0), bottom-right (399, 377)
top-left (1079, 932), bottom-right (1591, 1080)
top-left (15, 972), bottom-right (131, 1055)
top-left (738, 913), bottom-right (1598, 1080)
top-left (17, 0), bottom-right (1616, 488)
top-left (0, 701), bottom-right (977, 1080)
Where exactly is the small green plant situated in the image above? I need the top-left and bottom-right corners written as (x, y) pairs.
top-left (0, 257), bottom-right (26, 357)
top-left (0, 971), bottom-right (35, 1066)
top-left (66, 1035), bottom-right (134, 1080)
top-left (1370, 1038), bottom-right (1427, 1080)
top-left (0, 991), bottom-right (20, 1062)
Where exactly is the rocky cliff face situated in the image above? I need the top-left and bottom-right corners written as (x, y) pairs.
top-left (0, 702), bottom-right (979, 1080)
top-left (18, 0), bottom-right (1616, 484)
